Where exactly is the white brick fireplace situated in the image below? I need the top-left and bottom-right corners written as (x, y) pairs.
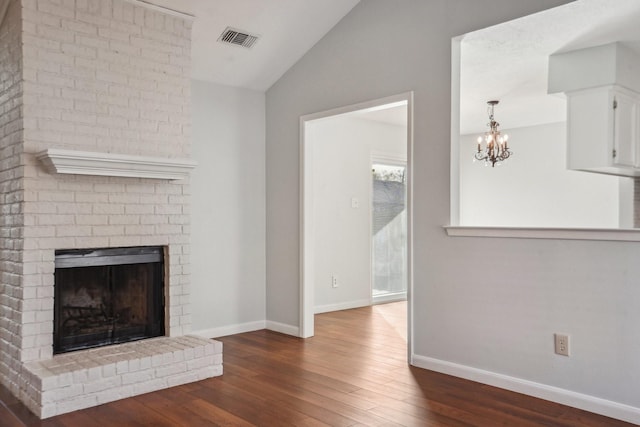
top-left (0, 0), bottom-right (221, 418)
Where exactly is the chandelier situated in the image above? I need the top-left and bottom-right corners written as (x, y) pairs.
top-left (474, 100), bottom-right (512, 167)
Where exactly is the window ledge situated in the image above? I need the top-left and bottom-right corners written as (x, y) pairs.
top-left (444, 226), bottom-right (640, 242)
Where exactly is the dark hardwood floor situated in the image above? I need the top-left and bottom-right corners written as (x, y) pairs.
top-left (1, 302), bottom-right (634, 426)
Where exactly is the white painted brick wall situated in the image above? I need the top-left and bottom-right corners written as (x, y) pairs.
top-left (1, 0), bottom-right (202, 419)
top-left (0, 0), bottom-right (26, 401)
top-left (18, 0), bottom-right (193, 361)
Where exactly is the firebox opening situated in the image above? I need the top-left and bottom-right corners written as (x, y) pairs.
top-left (53, 246), bottom-right (165, 354)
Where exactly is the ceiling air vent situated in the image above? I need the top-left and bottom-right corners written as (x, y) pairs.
top-left (218, 27), bottom-right (259, 49)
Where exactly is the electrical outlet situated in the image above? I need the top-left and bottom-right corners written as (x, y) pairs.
top-left (331, 275), bottom-right (338, 288)
top-left (554, 333), bottom-right (569, 356)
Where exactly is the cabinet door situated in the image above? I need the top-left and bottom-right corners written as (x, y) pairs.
top-left (612, 91), bottom-right (639, 167)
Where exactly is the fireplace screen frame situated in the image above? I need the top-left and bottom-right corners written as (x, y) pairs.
top-left (53, 246), bottom-right (166, 354)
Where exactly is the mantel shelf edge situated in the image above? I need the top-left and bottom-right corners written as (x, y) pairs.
top-left (36, 149), bottom-right (197, 180)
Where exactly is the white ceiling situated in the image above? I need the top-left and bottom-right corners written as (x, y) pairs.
top-left (145, 0), bottom-right (359, 91)
top-left (460, 0), bottom-right (640, 135)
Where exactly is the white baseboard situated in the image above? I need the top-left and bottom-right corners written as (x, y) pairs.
top-left (372, 292), bottom-right (406, 305)
top-left (266, 320), bottom-right (300, 337)
top-left (314, 299), bottom-right (371, 314)
top-left (190, 320), bottom-right (300, 339)
top-left (411, 354), bottom-right (640, 425)
top-left (191, 320), bottom-right (266, 339)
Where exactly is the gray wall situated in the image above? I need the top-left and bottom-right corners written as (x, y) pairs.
top-left (266, 0), bottom-right (640, 419)
top-left (191, 80), bottom-right (266, 336)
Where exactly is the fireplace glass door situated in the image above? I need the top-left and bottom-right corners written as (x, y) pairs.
top-left (54, 247), bottom-right (165, 354)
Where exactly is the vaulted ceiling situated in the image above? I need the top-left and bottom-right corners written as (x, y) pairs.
top-left (145, 0), bottom-right (359, 91)
top-left (144, 1), bottom-right (640, 132)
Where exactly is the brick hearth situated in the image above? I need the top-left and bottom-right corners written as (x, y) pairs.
top-left (22, 336), bottom-right (221, 418)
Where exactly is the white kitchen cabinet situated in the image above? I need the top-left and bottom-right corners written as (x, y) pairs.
top-left (567, 85), bottom-right (640, 177)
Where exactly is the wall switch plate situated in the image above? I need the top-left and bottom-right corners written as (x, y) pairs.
top-left (554, 333), bottom-right (569, 356)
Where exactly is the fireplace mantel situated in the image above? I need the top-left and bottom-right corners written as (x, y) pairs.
top-left (36, 149), bottom-right (197, 180)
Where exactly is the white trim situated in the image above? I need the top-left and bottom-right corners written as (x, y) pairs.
top-left (444, 225), bottom-right (640, 242)
top-left (450, 36), bottom-right (462, 226)
top-left (190, 321), bottom-right (266, 339)
top-left (266, 320), bottom-right (300, 337)
top-left (301, 95), bottom-right (410, 122)
top-left (371, 153), bottom-right (406, 167)
top-left (191, 319), bottom-right (301, 339)
top-left (405, 93), bottom-right (414, 363)
top-left (300, 115), bottom-right (315, 338)
top-left (36, 149), bottom-right (197, 180)
top-left (372, 292), bottom-right (406, 305)
top-left (412, 355), bottom-right (640, 425)
top-left (122, 0), bottom-right (194, 20)
top-left (300, 92), bottom-right (415, 354)
top-left (314, 299), bottom-right (371, 314)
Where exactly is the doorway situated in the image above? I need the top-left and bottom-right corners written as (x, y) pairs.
top-left (371, 160), bottom-right (407, 304)
top-left (300, 92), bottom-right (413, 359)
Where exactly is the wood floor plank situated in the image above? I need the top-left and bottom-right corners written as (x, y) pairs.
top-left (95, 399), bottom-right (176, 427)
top-left (220, 373), bottom-right (395, 426)
top-left (292, 417), bottom-right (334, 427)
top-left (57, 402), bottom-right (144, 427)
top-left (45, 409), bottom-right (109, 427)
top-left (132, 391), bottom-right (219, 427)
top-left (186, 398), bottom-right (258, 427)
top-left (0, 405), bottom-right (24, 427)
top-left (2, 302), bottom-right (635, 426)
top-left (192, 375), bottom-right (314, 425)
